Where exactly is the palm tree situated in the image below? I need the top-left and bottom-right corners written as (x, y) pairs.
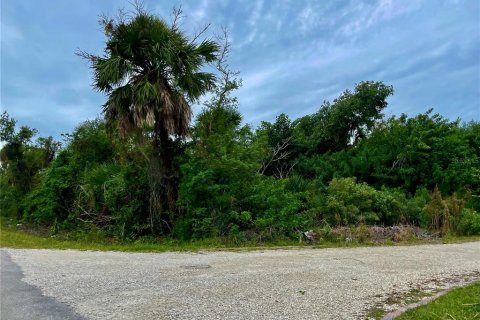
top-left (78, 6), bottom-right (219, 232)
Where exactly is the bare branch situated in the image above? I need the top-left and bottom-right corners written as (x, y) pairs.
top-left (171, 5), bottom-right (185, 32)
top-left (273, 160), bottom-right (297, 179)
top-left (75, 49), bottom-right (99, 62)
top-left (129, 0), bottom-right (147, 15)
top-left (216, 27), bottom-right (230, 67)
top-left (76, 217), bottom-right (94, 224)
top-left (259, 137), bottom-right (292, 175)
top-left (98, 13), bottom-right (112, 27)
top-left (116, 7), bottom-right (129, 24)
top-left (190, 23), bottom-right (211, 44)
top-left (209, 28), bottom-right (241, 109)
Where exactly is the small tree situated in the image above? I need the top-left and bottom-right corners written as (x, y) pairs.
top-left (424, 186), bottom-right (450, 234)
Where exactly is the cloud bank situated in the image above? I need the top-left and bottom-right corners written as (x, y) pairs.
top-left (1, 0), bottom-right (479, 138)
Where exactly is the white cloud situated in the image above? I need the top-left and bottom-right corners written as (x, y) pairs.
top-left (241, 67), bottom-right (280, 90)
top-left (367, 0), bottom-right (395, 27)
top-left (2, 0), bottom-right (478, 138)
top-left (191, 0), bottom-right (209, 22)
top-left (298, 6), bottom-right (315, 33)
top-left (236, 0), bottom-right (264, 48)
top-left (338, 0), bottom-right (421, 41)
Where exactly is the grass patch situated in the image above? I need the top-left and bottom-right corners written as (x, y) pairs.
top-left (0, 219), bottom-right (305, 252)
top-left (366, 306), bottom-right (386, 319)
top-left (366, 287), bottom-right (438, 320)
top-left (395, 282), bottom-right (480, 320)
top-left (1, 218), bottom-right (479, 253)
top-left (366, 283), bottom-right (480, 320)
top-left (403, 288), bottom-right (433, 305)
top-left (0, 225), bottom-right (221, 252)
top-left (0, 226), bottom-right (374, 252)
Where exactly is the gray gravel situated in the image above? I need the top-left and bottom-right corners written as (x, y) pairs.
top-left (2, 242), bottom-right (480, 319)
top-left (1, 250), bottom-right (85, 320)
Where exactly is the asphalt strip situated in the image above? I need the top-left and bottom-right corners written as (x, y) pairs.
top-left (0, 250), bottom-right (85, 320)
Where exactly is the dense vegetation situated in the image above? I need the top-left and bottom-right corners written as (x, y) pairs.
top-left (1, 8), bottom-right (479, 243)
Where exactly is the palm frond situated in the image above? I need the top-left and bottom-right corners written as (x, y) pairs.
top-left (83, 11), bottom-right (219, 141)
top-left (93, 56), bottom-right (132, 92)
top-left (196, 40), bottom-right (220, 62)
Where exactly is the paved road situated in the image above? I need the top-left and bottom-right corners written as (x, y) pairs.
top-left (1, 242), bottom-right (479, 319)
top-left (0, 250), bottom-right (84, 320)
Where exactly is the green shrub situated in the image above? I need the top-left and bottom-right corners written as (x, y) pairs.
top-left (456, 208), bottom-right (480, 235)
top-left (228, 224), bottom-right (247, 244)
top-left (76, 163), bottom-right (149, 239)
top-left (317, 223), bottom-right (335, 242)
top-left (178, 156), bottom-right (257, 238)
top-left (249, 177), bottom-right (314, 238)
top-left (21, 150), bottom-right (77, 225)
top-left (172, 218), bottom-right (192, 241)
top-left (322, 178), bottom-right (406, 225)
top-left (355, 224), bottom-right (370, 243)
top-left (422, 186), bottom-right (450, 234)
top-left (323, 177), bottom-right (376, 225)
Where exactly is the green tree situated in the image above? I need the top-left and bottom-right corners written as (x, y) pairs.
top-left (0, 112), bottom-right (60, 218)
top-left (177, 34), bottom-right (260, 239)
top-left (350, 110), bottom-right (479, 194)
top-left (257, 113), bottom-right (296, 178)
top-left (78, 5), bottom-right (220, 231)
top-left (293, 81), bottom-right (393, 154)
top-left (21, 120), bottom-right (114, 226)
top-left (193, 30), bottom-right (243, 156)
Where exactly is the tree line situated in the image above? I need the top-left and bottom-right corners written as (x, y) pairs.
top-left (1, 6), bottom-right (479, 241)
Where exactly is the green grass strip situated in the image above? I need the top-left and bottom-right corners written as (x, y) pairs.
top-left (1, 219), bottom-right (479, 253)
top-left (395, 282), bottom-right (480, 320)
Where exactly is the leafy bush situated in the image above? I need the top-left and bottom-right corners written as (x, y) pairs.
top-left (322, 178), bottom-right (401, 225)
top-left (455, 208), bottom-right (480, 235)
top-left (318, 178), bottom-right (429, 227)
top-left (75, 163), bottom-right (149, 239)
top-left (249, 177), bottom-right (314, 239)
top-left (316, 223), bottom-right (335, 242)
top-left (178, 153), bottom-right (259, 238)
top-left (21, 150), bottom-right (77, 225)
top-left (323, 177), bottom-right (377, 225)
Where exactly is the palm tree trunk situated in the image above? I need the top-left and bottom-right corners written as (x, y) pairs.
top-left (159, 130), bottom-right (177, 215)
top-left (148, 148), bottom-right (163, 234)
top-left (148, 125), bottom-right (177, 234)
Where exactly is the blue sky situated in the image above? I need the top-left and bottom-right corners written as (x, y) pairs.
top-left (1, 0), bottom-right (479, 139)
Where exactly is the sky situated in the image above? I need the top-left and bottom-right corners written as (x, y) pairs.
top-left (1, 0), bottom-right (479, 139)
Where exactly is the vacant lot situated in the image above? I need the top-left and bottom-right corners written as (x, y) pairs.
top-left (2, 242), bottom-right (480, 319)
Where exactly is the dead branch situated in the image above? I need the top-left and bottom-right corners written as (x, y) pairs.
top-left (130, 0), bottom-right (147, 15)
top-left (274, 160), bottom-right (297, 179)
top-left (259, 137), bottom-right (292, 175)
top-left (171, 5), bottom-right (185, 32)
top-left (190, 23), bottom-right (211, 44)
top-left (75, 49), bottom-right (100, 62)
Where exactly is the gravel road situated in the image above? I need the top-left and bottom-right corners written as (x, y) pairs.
top-left (2, 242), bottom-right (479, 319)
